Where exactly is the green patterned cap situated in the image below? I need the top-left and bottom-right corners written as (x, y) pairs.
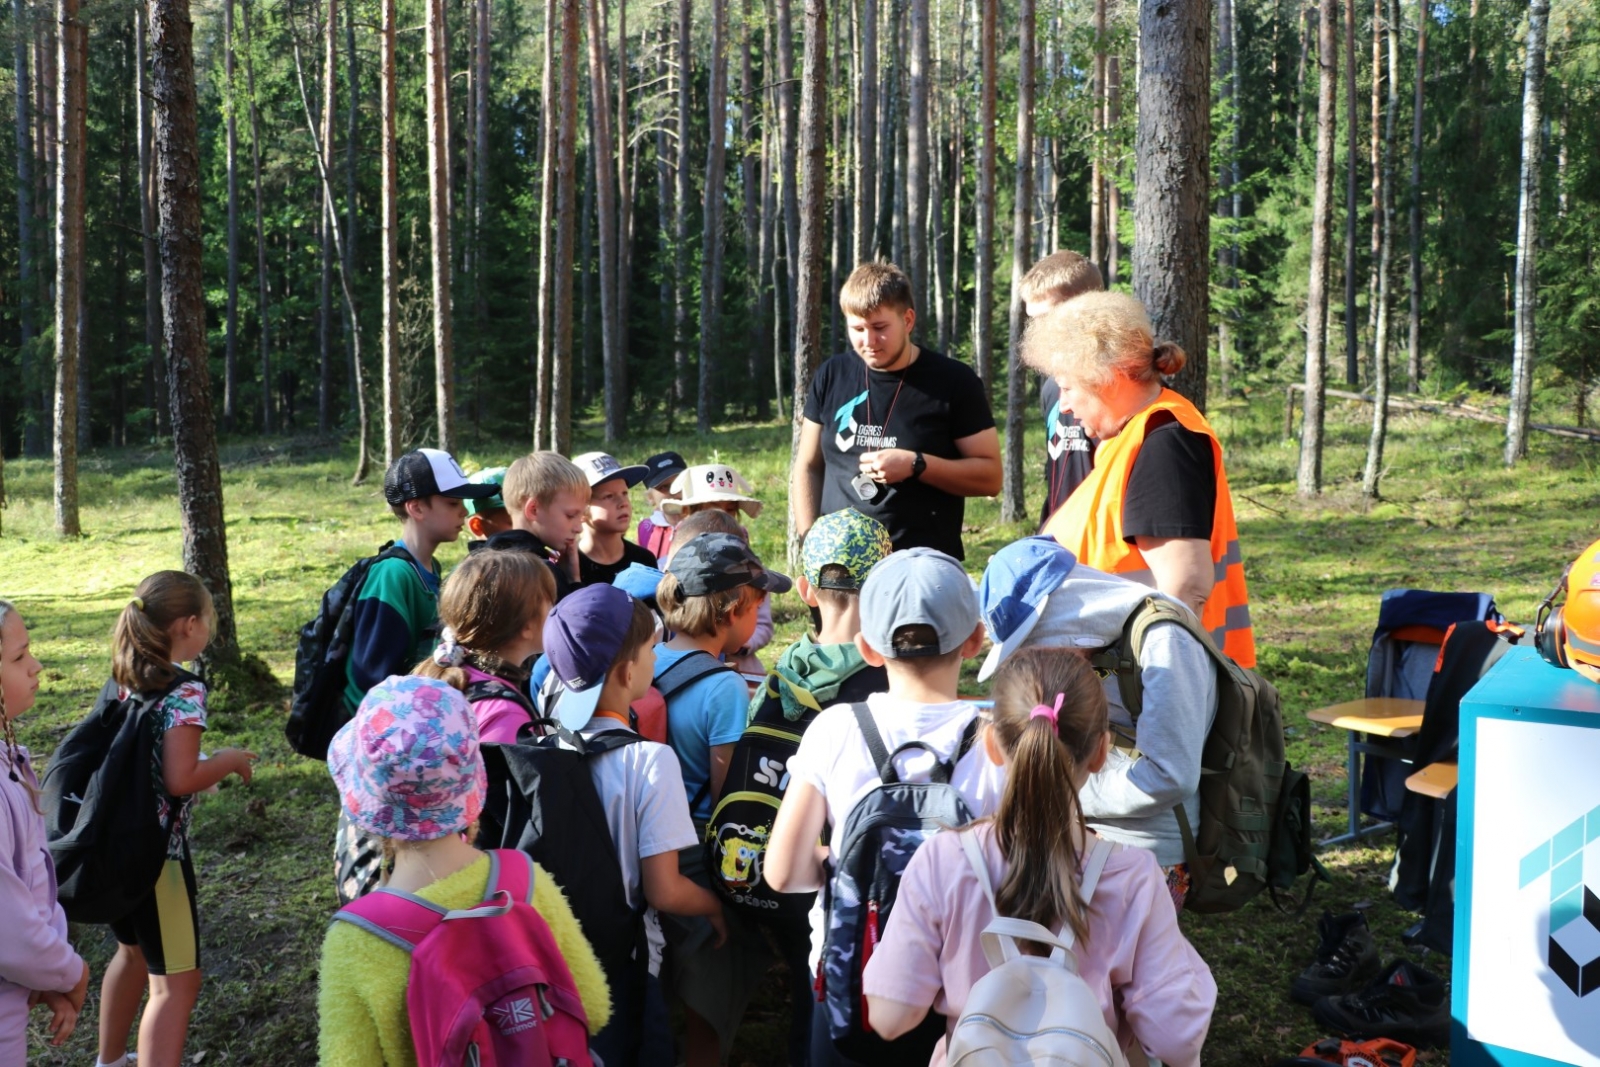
top-left (803, 508), bottom-right (892, 590)
top-left (464, 466), bottom-right (507, 516)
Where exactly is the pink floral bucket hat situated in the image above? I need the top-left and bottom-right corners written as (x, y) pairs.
top-left (328, 674), bottom-right (487, 841)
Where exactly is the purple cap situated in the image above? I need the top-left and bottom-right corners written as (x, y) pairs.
top-left (542, 583), bottom-right (638, 730)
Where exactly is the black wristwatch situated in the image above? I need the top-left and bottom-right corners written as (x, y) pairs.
top-left (909, 451), bottom-right (927, 481)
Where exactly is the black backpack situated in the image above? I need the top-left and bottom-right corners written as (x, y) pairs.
top-left (475, 729), bottom-right (647, 989)
top-left (287, 542), bottom-right (415, 759)
top-left (41, 670), bottom-right (197, 924)
top-left (819, 703), bottom-right (979, 1062)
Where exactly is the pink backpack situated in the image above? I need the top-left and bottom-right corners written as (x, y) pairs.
top-left (332, 849), bottom-right (593, 1067)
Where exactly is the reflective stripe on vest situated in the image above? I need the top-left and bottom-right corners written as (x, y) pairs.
top-left (1041, 389), bottom-right (1257, 668)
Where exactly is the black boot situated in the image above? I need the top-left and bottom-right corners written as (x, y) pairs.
top-left (1311, 959), bottom-right (1452, 1050)
top-left (1291, 910), bottom-right (1383, 1005)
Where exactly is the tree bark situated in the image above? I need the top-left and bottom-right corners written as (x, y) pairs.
top-left (533, 0), bottom-right (556, 443)
top-left (585, 0), bottom-right (622, 441)
top-left (14, 0), bottom-right (35, 458)
top-left (425, 0), bottom-right (454, 450)
top-left (150, 0), bottom-right (239, 661)
top-left (242, 0), bottom-right (271, 433)
top-left (855, 0), bottom-right (876, 266)
top-left (1503, 0), bottom-right (1549, 466)
top-left (790, 0), bottom-right (828, 564)
top-left (743, 0), bottom-right (767, 420)
top-left (379, 0), bottom-right (400, 461)
top-left (473, 0), bottom-right (489, 358)
top-left (319, 0), bottom-right (337, 433)
top-left (1106, 53), bottom-right (1121, 285)
top-left (223, 0), bottom-right (239, 431)
top-left (697, 0), bottom-right (728, 434)
top-left (550, 0), bottom-right (580, 451)
top-left (1362, 0), bottom-right (1399, 500)
top-left (1342, 0), bottom-right (1358, 386)
top-left (1000, 0), bottom-right (1033, 524)
top-left (672, 0), bottom-right (690, 417)
top-left (1089, 0), bottom-right (1104, 271)
top-left (344, 0), bottom-right (358, 418)
top-left (1404, 0), bottom-right (1425, 392)
top-left (614, 0), bottom-right (631, 391)
top-left (1295, 0), bottom-right (1313, 148)
top-left (907, 0), bottom-right (928, 315)
top-left (1298, 0), bottom-right (1337, 496)
top-left (138, 4), bottom-right (166, 436)
top-left (973, 0), bottom-right (995, 393)
top-left (1133, 0), bottom-right (1210, 409)
top-left (775, 0), bottom-right (800, 350)
top-left (52, 0), bottom-right (83, 536)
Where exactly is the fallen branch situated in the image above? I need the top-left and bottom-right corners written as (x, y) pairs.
top-left (1283, 384), bottom-right (1600, 443)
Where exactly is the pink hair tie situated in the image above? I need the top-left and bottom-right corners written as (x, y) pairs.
top-left (1030, 692), bottom-right (1065, 728)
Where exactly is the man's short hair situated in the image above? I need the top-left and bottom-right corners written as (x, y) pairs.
top-left (503, 452), bottom-right (589, 514)
top-left (840, 261), bottom-right (916, 317)
top-left (1018, 251), bottom-right (1104, 308)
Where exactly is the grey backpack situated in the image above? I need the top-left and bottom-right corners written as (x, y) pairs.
top-left (945, 829), bottom-right (1129, 1067)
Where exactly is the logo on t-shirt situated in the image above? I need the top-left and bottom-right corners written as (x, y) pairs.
top-left (833, 390), bottom-right (898, 453)
top-left (1046, 407), bottom-right (1090, 461)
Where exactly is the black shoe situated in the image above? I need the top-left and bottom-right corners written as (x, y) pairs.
top-left (1311, 959), bottom-right (1451, 1050)
top-left (1291, 910), bottom-right (1383, 1005)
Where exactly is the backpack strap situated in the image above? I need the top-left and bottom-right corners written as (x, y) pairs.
top-left (1092, 595), bottom-right (1242, 726)
top-left (958, 829), bottom-right (997, 912)
top-left (464, 677), bottom-right (540, 718)
top-left (972, 836), bottom-right (1116, 969)
top-left (653, 649), bottom-right (732, 700)
top-left (331, 888), bottom-right (448, 954)
top-left (852, 703), bottom-right (979, 785)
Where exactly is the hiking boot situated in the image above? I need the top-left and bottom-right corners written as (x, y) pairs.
top-left (1311, 959), bottom-right (1452, 1050)
top-left (1291, 910), bottom-right (1383, 1005)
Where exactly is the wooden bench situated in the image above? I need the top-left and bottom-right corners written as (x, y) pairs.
top-left (1306, 697), bottom-right (1427, 846)
top-left (1405, 760), bottom-right (1458, 799)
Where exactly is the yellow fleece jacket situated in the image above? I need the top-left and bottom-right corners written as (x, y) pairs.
top-left (317, 854), bottom-right (612, 1067)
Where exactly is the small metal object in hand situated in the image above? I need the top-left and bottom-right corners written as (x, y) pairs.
top-left (852, 472), bottom-right (880, 502)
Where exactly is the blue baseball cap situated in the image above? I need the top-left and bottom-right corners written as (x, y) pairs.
top-left (542, 584), bottom-right (638, 731)
top-left (977, 536), bottom-right (1079, 682)
top-left (613, 561), bottom-right (665, 607)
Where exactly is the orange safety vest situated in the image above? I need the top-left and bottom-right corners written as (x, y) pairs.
top-left (1041, 389), bottom-right (1256, 667)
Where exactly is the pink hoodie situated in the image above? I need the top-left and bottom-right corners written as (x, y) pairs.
top-left (1, 750), bottom-right (85, 1063)
top-left (463, 665), bottom-right (538, 745)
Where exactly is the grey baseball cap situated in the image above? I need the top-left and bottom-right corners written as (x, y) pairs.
top-left (859, 547), bottom-right (982, 658)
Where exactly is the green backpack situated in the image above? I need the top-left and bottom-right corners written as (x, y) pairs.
top-left (1091, 596), bottom-right (1325, 914)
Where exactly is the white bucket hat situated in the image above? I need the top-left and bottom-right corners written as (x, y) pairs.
top-left (662, 464), bottom-right (763, 519)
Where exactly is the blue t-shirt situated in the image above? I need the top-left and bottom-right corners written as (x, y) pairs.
top-left (654, 644), bottom-right (749, 821)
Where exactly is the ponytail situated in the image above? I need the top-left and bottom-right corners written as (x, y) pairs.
top-left (987, 647), bottom-right (1109, 946)
top-left (112, 571), bottom-right (214, 694)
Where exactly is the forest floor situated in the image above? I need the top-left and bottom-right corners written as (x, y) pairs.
top-left (9, 387), bottom-right (1599, 1065)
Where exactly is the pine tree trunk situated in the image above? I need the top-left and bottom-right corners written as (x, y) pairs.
top-left (1298, 0), bottom-right (1336, 497)
top-left (1362, 0), bottom-right (1399, 500)
top-left (855, 0), bottom-right (876, 266)
top-left (973, 0), bottom-right (995, 393)
top-left (534, 0), bottom-right (556, 443)
top-left (1000, 0), bottom-right (1034, 524)
top-left (425, 0), bottom-right (454, 450)
top-left (1088, 0), bottom-right (1104, 271)
top-left (344, 0), bottom-right (358, 418)
top-left (586, 0), bottom-right (623, 441)
top-left (319, 0), bottom-right (337, 433)
top-left (1342, 0), bottom-right (1358, 386)
top-left (242, 0), bottom-right (271, 433)
top-left (1503, 0), bottom-right (1549, 466)
top-left (473, 0), bottom-right (489, 355)
top-left (150, 0), bottom-right (239, 661)
top-left (614, 0), bottom-right (631, 388)
top-left (907, 0), bottom-right (928, 315)
top-left (776, 0), bottom-right (800, 350)
top-left (1133, 0), bottom-right (1210, 408)
top-left (1404, 0), bottom-right (1425, 392)
top-left (379, 0), bottom-right (400, 461)
top-left (1365, 0), bottom-right (1380, 352)
top-left (138, 5), bottom-right (167, 436)
top-left (1105, 54), bottom-right (1121, 285)
top-left (52, 0), bottom-right (83, 536)
top-left (223, 0), bottom-right (239, 431)
top-left (1295, 1), bottom-right (1312, 148)
top-left (14, 0), bottom-right (36, 458)
top-left (551, 0), bottom-right (580, 452)
top-left (695, 0), bottom-right (727, 434)
top-left (790, 0), bottom-right (829, 565)
top-left (743, 1), bottom-right (767, 420)
top-left (672, 0), bottom-right (691, 417)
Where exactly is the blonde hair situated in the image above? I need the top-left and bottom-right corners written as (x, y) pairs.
top-left (656, 573), bottom-right (763, 639)
top-left (112, 571), bottom-right (215, 693)
top-left (0, 600), bottom-right (43, 814)
top-left (1021, 291), bottom-right (1187, 390)
top-left (1018, 251), bottom-right (1104, 307)
top-left (839, 261), bottom-right (915, 317)
top-left (503, 452), bottom-right (589, 514)
top-left (986, 647), bottom-right (1111, 947)
top-left (412, 550), bottom-right (556, 687)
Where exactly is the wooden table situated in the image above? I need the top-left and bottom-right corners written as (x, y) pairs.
top-left (1307, 696), bottom-right (1427, 845)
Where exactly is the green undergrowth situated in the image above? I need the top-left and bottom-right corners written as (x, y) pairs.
top-left (9, 390), bottom-right (1596, 1064)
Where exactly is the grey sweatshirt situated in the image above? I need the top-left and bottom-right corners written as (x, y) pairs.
top-left (1017, 566), bottom-right (1218, 866)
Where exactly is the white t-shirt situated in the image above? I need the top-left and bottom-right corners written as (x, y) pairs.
top-left (570, 723), bottom-right (699, 973)
top-left (785, 692), bottom-right (1008, 970)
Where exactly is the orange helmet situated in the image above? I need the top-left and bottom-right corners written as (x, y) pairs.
top-left (1537, 539), bottom-right (1600, 684)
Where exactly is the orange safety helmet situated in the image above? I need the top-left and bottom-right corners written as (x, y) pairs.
top-left (1536, 538), bottom-right (1600, 684)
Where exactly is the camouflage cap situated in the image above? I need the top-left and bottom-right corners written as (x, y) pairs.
top-left (666, 531), bottom-right (793, 598)
top-left (464, 466), bottom-right (508, 516)
top-left (802, 508), bottom-right (892, 590)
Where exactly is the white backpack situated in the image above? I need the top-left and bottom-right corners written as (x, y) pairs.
top-left (945, 830), bottom-right (1131, 1067)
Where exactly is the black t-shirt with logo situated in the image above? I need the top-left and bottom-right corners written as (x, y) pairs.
top-left (803, 347), bottom-right (995, 559)
top-left (1038, 377), bottom-right (1096, 526)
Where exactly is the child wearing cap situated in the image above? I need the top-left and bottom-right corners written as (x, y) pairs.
top-left (488, 451), bottom-right (590, 600)
top-left (574, 452), bottom-right (661, 587)
top-left (665, 463), bottom-right (775, 674)
top-left (318, 675), bottom-right (611, 1067)
top-left (542, 584), bottom-right (729, 1067)
top-left (654, 531), bottom-right (794, 1066)
top-left (765, 547), bottom-right (1004, 1067)
top-left (463, 465), bottom-right (513, 541)
top-left (637, 450), bottom-right (689, 562)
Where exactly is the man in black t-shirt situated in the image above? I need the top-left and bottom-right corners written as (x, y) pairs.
top-left (792, 262), bottom-right (1001, 559)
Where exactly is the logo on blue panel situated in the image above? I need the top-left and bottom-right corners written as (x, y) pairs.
top-left (1521, 803), bottom-right (1600, 997)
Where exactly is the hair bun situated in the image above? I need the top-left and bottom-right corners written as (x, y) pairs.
top-left (1152, 341), bottom-right (1187, 377)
